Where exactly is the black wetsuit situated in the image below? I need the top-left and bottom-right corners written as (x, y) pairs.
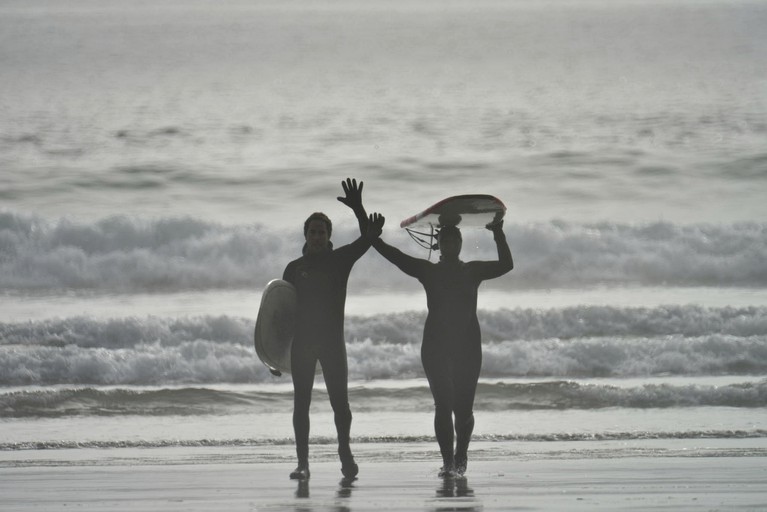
top-left (282, 236), bottom-right (371, 466)
top-left (372, 230), bottom-right (512, 467)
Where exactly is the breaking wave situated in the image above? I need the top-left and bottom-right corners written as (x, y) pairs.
top-left (1, 305), bottom-right (766, 385)
top-left (2, 380), bottom-right (765, 419)
top-left (1, 212), bottom-right (765, 292)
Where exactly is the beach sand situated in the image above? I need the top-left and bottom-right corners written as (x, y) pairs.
top-left (1, 441), bottom-right (765, 511)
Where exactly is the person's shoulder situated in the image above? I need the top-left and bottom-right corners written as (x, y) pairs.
top-left (284, 255), bottom-right (305, 271)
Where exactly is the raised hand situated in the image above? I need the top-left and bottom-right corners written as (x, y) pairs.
top-left (337, 178), bottom-right (364, 212)
top-left (486, 218), bottom-right (504, 233)
top-left (367, 212), bottom-right (385, 241)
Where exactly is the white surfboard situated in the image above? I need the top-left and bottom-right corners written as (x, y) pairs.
top-left (400, 194), bottom-right (506, 229)
top-left (254, 279), bottom-right (296, 376)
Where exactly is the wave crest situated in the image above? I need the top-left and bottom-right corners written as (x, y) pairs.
top-left (2, 305), bottom-right (767, 385)
top-left (1, 212), bottom-right (766, 291)
top-left (2, 380), bottom-right (765, 419)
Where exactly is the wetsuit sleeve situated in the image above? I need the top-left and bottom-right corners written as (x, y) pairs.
top-left (372, 238), bottom-right (428, 279)
top-left (470, 227), bottom-right (514, 281)
top-left (352, 204), bottom-right (368, 237)
top-left (335, 235), bottom-right (372, 269)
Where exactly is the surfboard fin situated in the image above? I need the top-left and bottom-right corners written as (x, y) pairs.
top-left (269, 368), bottom-right (282, 377)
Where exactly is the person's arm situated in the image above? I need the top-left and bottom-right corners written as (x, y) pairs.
top-left (492, 221), bottom-right (513, 271)
top-left (337, 178), bottom-right (368, 235)
top-left (472, 221), bottom-right (514, 280)
top-left (368, 214), bottom-right (429, 279)
top-left (334, 211), bottom-right (384, 268)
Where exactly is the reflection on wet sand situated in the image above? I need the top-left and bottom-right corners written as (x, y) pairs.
top-left (293, 476), bottom-right (356, 512)
top-left (433, 476), bottom-right (481, 511)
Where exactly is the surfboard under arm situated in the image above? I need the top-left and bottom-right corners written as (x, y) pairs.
top-left (254, 279), bottom-right (297, 376)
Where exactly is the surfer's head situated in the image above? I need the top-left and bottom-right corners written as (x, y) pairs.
top-left (304, 212), bottom-right (332, 254)
top-left (437, 225), bottom-right (462, 260)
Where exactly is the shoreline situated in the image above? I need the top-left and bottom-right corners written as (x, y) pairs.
top-left (1, 441), bottom-right (765, 511)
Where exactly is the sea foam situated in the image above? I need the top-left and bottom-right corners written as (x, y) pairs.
top-left (2, 305), bottom-right (766, 385)
top-left (2, 379), bottom-right (765, 420)
top-left (1, 211), bottom-right (765, 292)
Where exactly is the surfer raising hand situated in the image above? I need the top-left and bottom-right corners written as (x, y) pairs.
top-left (337, 178), bottom-right (368, 234)
top-left (370, 214), bottom-right (513, 477)
top-left (281, 178), bottom-right (380, 481)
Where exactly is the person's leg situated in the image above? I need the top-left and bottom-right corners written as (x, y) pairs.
top-left (433, 396), bottom-right (456, 475)
top-left (290, 345), bottom-right (317, 479)
top-left (423, 350), bottom-right (456, 475)
top-left (320, 342), bottom-right (358, 478)
top-left (453, 342), bottom-right (482, 475)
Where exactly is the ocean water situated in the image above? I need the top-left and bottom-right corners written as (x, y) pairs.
top-left (1, 0), bottom-right (766, 462)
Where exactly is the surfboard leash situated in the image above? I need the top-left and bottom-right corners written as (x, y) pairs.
top-left (405, 226), bottom-right (439, 260)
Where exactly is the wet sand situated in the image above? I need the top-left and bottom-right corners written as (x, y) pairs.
top-left (1, 442), bottom-right (765, 511)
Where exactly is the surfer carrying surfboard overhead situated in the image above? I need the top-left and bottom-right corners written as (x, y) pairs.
top-left (369, 211), bottom-right (513, 477)
top-left (281, 178), bottom-right (377, 481)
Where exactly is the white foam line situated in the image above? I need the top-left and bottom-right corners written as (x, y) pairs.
top-left (2, 286), bottom-right (767, 322)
